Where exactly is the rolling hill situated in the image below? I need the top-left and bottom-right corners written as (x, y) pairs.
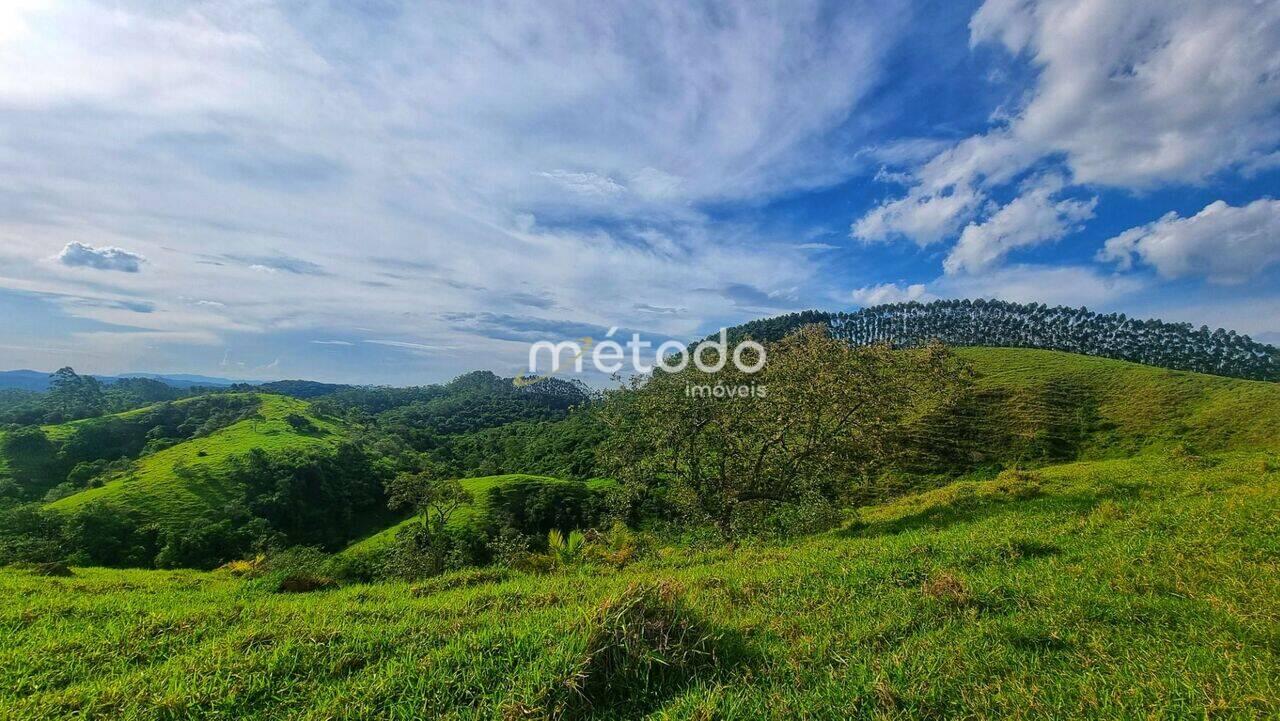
top-left (2, 341), bottom-right (1279, 717)
top-left (45, 394), bottom-right (347, 528)
top-left (2, 449), bottom-right (1275, 718)
top-left (886, 347), bottom-right (1280, 477)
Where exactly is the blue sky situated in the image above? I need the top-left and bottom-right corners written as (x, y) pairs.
top-left (0, 0), bottom-right (1278, 384)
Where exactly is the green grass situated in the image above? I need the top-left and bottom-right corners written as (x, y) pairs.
top-left (4, 349), bottom-right (1279, 717)
top-left (45, 395), bottom-right (345, 527)
top-left (1, 449), bottom-right (1277, 718)
top-left (948, 347), bottom-right (1280, 459)
top-left (340, 474), bottom-right (601, 557)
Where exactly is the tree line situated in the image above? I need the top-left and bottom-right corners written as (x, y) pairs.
top-left (726, 299), bottom-right (1279, 381)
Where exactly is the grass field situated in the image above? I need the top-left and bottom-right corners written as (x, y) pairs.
top-left (955, 347), bottom-right (1280, 456)
top-left (45, 394), bottom-right (346, 527)
top-left (2, 449), bottom-right (1277, 719)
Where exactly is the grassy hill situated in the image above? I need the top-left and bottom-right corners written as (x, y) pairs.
top-left (958, 347), bottom-right (1280, 453)
top-left (2, 449), bottom-right (1276, 718)
top-left (889, 348), bottom-right (1280, 475)
top-left (45, 394), bottom-right (346, 528)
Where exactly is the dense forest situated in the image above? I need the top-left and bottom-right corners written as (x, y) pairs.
top-left (726, 300), bottom-right (1280, 381)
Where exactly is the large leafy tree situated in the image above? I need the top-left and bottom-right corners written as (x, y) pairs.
top-left (599, 325), bottom-right (971, 538)
top-left (46, 367), bottom-right (105, 420)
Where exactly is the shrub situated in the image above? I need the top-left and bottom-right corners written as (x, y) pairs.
top-left (547, 529), bottom-right (585, 567)
top-left (28, 561), bottom-right (74, 577)
top-left (582, 522), bottom-right (650, 568)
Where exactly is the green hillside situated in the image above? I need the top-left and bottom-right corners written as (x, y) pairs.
top-left (891, 348), bottom-right (1280, 474)
top-left (2, 450), bottom-right (1276, 718)
top-left (3, 346), bottom-right (1280, 717)
top-left (46, 394), bottom-right (345, 527)
top-left (957, 347), bottom-right (1280, 453)
top-left (342, 475), bottom-right (616, 557)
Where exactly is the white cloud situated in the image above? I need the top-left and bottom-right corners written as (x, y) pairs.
top-left (851, 282), bottom-right (934, 306)
top-left (935, 264), bottom-right (1145, 308)
top-left (0, 1), bottom-right (907, 379)
top-left (944, 175), bottom-right (1096, 274)
top-left (364, 340), bottom-right (457, 353)
top-left (853, 185), bottom-right (984, 246)
top-left (971, 0), bottom-right (1280, 188)
top-left (310, 340), bottom-right (353, 346)
top-left (1099, 199), bottom-right (1280, 284)
top-left (853, 264), bottom-right (1145, 312)
top-left (854, 0), bottom-right (1280, 250)
top-left (538, 170), bottom-right (625, 197)
top-left (57, 242), bottom-right (145, 272)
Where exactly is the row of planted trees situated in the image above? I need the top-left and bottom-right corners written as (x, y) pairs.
top-left (727, 299), bottom-right (1279, 381)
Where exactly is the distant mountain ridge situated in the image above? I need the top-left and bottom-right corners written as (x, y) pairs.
top-left (726, 299), bottom-right (1280, 381)
top-left (0, 370), bottom-right (260, 392)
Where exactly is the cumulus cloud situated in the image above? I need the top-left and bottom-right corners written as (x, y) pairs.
top-left (853, 264), bottom-right (1145, 311)
top-left (854, 0), bottom-right (1280, 251)
top-left (851, 282), bottom-right (933, 306)
top-left (1099, 199), bottom-right (1280, 284)
top-left (945, 175), bottom-right (1096, 274)
top-left (853, 185), bottom-right (985, 246)
top-left (57, 242), bottom-right (145, 272)
top-left (935, 264), bottom-right (1145, 308)
top-left (970, 0), bottom-right (1280, 187)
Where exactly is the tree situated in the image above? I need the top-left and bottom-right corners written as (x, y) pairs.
top-left (46, 367), bottom-right (105, 420)
top-left (599, 325), bottom-right (971, 538)
top-left (385, 466), bottom-right (472, 533)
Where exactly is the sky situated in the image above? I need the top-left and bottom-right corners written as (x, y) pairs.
top-left (0, 0), bottom-right (1278, 385)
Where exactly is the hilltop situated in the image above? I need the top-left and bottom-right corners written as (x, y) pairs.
top-left (942, 347), bottom-right (1280, 461)
top-left (728, 300), bottom-right (1280, 381)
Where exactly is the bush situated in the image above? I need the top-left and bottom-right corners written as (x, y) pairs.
top-left (276, 573), bottom-right (338, 593)
top-left (547, 529), bottom-right (585, 567)
top-left (240, 546), bottom-right (340, 593)
top-left (582, 522), bottom-right (650, 568)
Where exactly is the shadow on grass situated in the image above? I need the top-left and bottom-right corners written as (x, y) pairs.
top-left (841, 482), bottom-right (1144, 539)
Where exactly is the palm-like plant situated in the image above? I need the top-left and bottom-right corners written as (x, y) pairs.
top-left (547, 529), bottom-right (585, 566)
